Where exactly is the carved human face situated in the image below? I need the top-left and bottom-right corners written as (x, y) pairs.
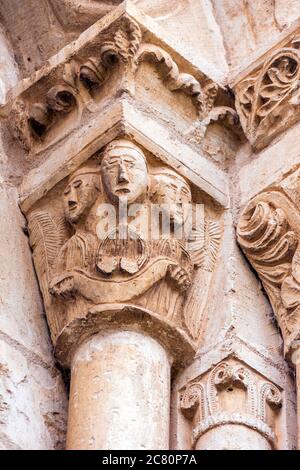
top-left (152, 173), bottom-right (192, 228)
top-left (63, 173), bottom-right (100, 224)
top-left (101, 148), bottom-right (148, 205)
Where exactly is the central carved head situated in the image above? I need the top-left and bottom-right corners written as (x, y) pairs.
top-left (101, 139), bottom-right (148, 206)
top-left (151, 168), bottom-right (192, 229)
top-left (63, 164), bottom-right (101, 224)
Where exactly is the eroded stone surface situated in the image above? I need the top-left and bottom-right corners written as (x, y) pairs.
top-left (26, 138), bottom-right (222, 369)
top-left (67, 331), bottom-right (171, 450)
top-left (0, 0), bottom-right (300, 452)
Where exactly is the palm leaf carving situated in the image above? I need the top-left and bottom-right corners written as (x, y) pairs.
top-left (188, 219), bottom-right (221, 271)
top-left (184, 218), bottom-right (221, 340)
top-left (28, 210), bottom-right (68, 339)
top-left (28, 211), bottom-right (67, 270)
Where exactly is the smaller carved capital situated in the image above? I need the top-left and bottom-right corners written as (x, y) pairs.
top-left (180, 359), bottom-right (282, 449)
top-left (237, 189), bottom-right (300, 358)
top-left (234, 31), bottom-right (300, 150)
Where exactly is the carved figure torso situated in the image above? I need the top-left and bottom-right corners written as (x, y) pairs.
top-left (27, 139), bottom-right (221, 343)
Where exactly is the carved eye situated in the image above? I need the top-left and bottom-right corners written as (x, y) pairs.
top-left (64, 186), bottom-right (71, 196)
top-left (73, 180), bottom-right (82, 189)
top-left (106, 162), bottom-right (118, 171)
top-left (107, 167), bottom-right (116, 174)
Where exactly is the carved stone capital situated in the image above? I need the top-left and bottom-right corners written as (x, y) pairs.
top-left (180, 358), bottom-right (282, 449)
top-left (237, 189), bottom-right (300, 358)
top-left (234, 29), bottom-right (300, 151)
top-left (1, 2), bottom-right (237, 154)
top-left (26, 137), bottom-right (222, 370)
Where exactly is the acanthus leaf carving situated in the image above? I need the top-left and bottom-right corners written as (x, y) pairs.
top-left (15, 60), bottom-right (81, 147)
top-left (180, 382), bottom-right (206, 421)
top-left (259, 383), bottom-right (282, 423)
top-left (235, 36), bottom-right (300, 150)
top-left (79, 57), bottom-right (107, 91)
top-left (8, 12), bottom-right (235, 151)
top-left (136, 43), bottom-right (207, 118)
top-left (237, 190), bottom-right (300, 354)
top-left (114, 16), bottom-right (142, 65)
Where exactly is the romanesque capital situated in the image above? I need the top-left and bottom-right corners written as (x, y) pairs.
top-left (26, 137), bottom-right (222, 370)
top-left (0, 2), bottom-right (238, 155)
top-left (180, 358), bottom-right (282, 450)
top-left (237, 186), bottom-right (300, 359)
top-left (234, 29), bottom-right (300, 151)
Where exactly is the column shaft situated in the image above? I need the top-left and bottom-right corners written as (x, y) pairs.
top-left (66, 330), bottom-right (171, 450)
top-left (297, 361), bottom-right (300, 449)
top-left (195, 425), bottom-right (272, 450)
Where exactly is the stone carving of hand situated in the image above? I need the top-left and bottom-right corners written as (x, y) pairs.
top-left (168, 264), bottom-right (191, 292)
top-left (50, 275), bottom-right (77, 300)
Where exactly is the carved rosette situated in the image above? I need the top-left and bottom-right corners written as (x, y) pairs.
top-left (237, 190), bottom-right (300, 357)
top-left (26, 138), bottom-right (222, 370)
top-left (235, 35), bottom-right (300, 150)
top-left (180, 360), bottom-right (282, 449)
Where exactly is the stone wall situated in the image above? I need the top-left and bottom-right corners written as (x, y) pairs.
top-left (0, 26), bottom-right (67, 450)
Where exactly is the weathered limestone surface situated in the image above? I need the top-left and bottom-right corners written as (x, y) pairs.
top-left (171, 211), bottom-right (297, 450)
top-left (213, 0), bottom-right (300, 75)
top-left (67, 331), bottom-right (171, 450)
top-left (0, 183), bottom-right (67, 449)
top-left (237, 122), bottom-right (300, 207)
top-left (1, 0), bottom-right (300, 451)
top-left (0, 27), bottom-right (67, 450)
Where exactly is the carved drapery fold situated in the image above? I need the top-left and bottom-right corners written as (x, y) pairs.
top-left (26, 138), bottom-right (222, 369)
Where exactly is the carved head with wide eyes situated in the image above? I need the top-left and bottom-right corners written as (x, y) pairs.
top-left (63, 164), bottom-right (101, 224)
top-left (101, 139), bottom-right (148, 206)
top-left (150, 168), bottom-right (192, 229)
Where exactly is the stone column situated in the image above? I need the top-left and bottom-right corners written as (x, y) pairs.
top-left (180, 359), bottom-right (282, 450)
top-left (194, 425), bottom-right (272, 451)
top-left (290, 345), bottom-right (300, 449)
top-left (297, 363), bottom-right (300, 449)
top-left (237, 193), bottom-right (300, 449)
top-left (16, 3), bottom-right (232, 449)
top-left (66, 331), bottom-right (171, 450)
top-left (25, 132), bottom-right (203, 450)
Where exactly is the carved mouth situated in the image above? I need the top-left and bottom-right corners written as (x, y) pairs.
top-left (115, 187), bottom-right (130, 194)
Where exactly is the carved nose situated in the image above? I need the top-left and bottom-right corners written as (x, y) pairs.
top-left (68, 186), bottom-right (78, 206)
top-left (68, 199), bottom-right (77, 209)
top-left (118, 164), bottom-right (129, 183)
